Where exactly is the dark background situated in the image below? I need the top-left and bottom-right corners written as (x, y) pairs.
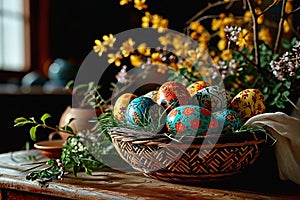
top-left (3, 0), bottom-right (299, 153)
top-left (0, 0), bottom-right (207, 153)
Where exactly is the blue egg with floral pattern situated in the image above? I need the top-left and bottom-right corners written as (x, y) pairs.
top-left (213, 109), bottom-right (242, 133)
top-left (125, 96), bottom-right (166, 132)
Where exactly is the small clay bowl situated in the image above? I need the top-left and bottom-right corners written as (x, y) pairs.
top-left (34, 139), bottom-right (65, 158)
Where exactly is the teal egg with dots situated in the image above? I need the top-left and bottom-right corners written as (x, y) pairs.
top-left (166, 105), bottom-right (212, 136)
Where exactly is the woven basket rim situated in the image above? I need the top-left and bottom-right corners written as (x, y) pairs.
top-left (108, 126), bottom-right (267, 147)
top-left (108, 126), bottom-right (267, 183)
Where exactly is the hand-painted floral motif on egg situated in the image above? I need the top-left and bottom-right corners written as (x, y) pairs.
top-left (166, 105), bottom-right (211, 136)
top-left (113, 93), bottom-right (138, 122)
top-left (213, 109), bottom-right (242, 133)
top-left (125, 96), bottom-right (166, 132)
top-left (230, 88), bottom-right (266, 121)
top-left (186, 80), bottom-right (208, 96)
top-left (157, 81), bottom-right (191, 111)
top-left (143, 90), bottom-right (158, 102)
top-left (195, 86), bottom-right (227, 112)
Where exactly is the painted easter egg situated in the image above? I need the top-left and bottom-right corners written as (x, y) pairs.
top-left (156, 81), bottom-right (191, 111)
top-left (113, 93), bottom-right (138, 122)
top-left (186, 80), bottom-right (208, 96)
top-left (213, 109), bottom-right (242, 133)
top-left (225, 90), bottom-right (233, 107)
top-left (143, 90), bottom-right (158, 102)
top-left (195, 85), bottom-right (227, 112)
top-left (125, 96), bottom-right (166, 132)
top-left (166, 105), bottom-right (211, 136)
top-left (230, 88), bottom-right (266, 121)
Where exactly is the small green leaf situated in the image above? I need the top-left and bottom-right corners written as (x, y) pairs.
top-left (14, 121), bottom-right (30, 127)
top-left (272, 83), bottom-right (282, 94)
top-left (30, 126), bottom-right (37, 141)
top-left (282, 39), bottom-right (291, 49)
top-left (65, 80), bottom-right (75, 90)
top-left (66, 118), bottom-right (75, 125)
top-left (61, 125), bottom-right (74, 134)
top-left (284, 81), bottom-right (291, 89)
top-left (41, 113), bottom-right (51, 124)
top-left (14, 117), bottom-right (28, 123)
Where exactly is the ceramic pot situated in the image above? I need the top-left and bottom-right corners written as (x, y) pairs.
top-left (59, 106), bottom-right (98, 140)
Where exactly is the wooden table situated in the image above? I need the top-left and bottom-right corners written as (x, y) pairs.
top-left (0, 150), bottom-right (299, 200)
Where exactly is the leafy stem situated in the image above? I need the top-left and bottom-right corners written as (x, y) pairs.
top-left (14, 113), bottom-right (75, 141)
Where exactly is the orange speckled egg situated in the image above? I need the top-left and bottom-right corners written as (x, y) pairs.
top-left (113, 93), bottom-right (138, 122)
top-left (186, 80), bottom-right (208, 96)
top-left (230, 89), bottom-right (266, 121)
top-left (157, 81), bottom-right (191, 111)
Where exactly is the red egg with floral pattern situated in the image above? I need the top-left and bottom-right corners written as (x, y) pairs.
top-left (166, 105), bottom-right (212, 136)
top-left (156, 81), bottom-right (191, 111)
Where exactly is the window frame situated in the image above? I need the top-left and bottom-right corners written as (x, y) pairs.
top-left (0, 0), bottom-right (51, 84)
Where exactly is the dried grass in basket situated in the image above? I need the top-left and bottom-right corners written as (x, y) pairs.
top-left (108, 127), bottom-right (267, 183)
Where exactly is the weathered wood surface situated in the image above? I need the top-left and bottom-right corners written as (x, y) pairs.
top-left (0, 150), bottom-right (299, 200)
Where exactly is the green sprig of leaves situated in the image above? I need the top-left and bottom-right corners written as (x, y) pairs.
top-left (14, 113), bottom-right (74, 141)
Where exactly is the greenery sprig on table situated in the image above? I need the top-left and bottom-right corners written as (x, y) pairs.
top-left (14, 113), bottom-right (110, 181)
top-left (13, 81), bottom-right (117, 182)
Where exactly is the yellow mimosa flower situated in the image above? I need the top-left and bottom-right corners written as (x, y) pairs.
top-left (283, 20), bottom-right (291, 33)
top-left (212, 18), bottom-right (222, 31)
top-left (285, 1), bottom-right (293, 14)
top-left (255, 8), bottom-right (264, 24)
top-left (119, 0), bottom-right (132, 6)
top-left (102, 34), bottom-right (116, 48)
top-left (220, 49), bottom-right (232, 61)
top-left (120, 38), bottom-right (135, 57)
top-left (134, 0), bottom-right (148, 10)
top-left (108, 53), bottom-right (123, 66)
top-left (258, 27), bottom-right (272, 45)
top-left (244, 11), bottom-right (252, 23)
top-left (158, 35), bottom-right (171, 46)
top-left (190, 21), bottom-right (200, 31)
top-left (130, 55), bottom-right (143, 67)
top-left (218, 29), bottom-right (226, 39)
top-left (218, 39), bottom-right (227, 51)
top-left (137, 43), bottom-right (151, 56)
top-left (93, 40), bottom-right (107, 56)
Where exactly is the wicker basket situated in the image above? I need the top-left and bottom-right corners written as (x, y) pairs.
top-left (108, 127), bottom-right (267, 183)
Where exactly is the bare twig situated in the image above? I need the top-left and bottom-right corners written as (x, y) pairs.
top-left (287, 5), bottom-right (300, 16)
top-left (246, 0), bottom-right (260, 67)
top-left (274, 0), bottom-right (287, 54)
top-left (258, 0), bottom-right (279, 17)
top-left (184, 0), bottom-right (240, 31)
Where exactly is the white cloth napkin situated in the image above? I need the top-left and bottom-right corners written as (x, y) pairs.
top-left (244, 112), bottom-right (300, 185)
